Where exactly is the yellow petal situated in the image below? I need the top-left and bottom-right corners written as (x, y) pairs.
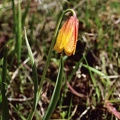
top-left (64, 17), bottom-right (78, 56)
top-left (64, 32), bottom-right (75, 56)
top-left (54, 16), bottom-right (79, 56)
top-left (54, 43), bottom-right (63, 53)
top-left (59, 19), bottom-right (74, 49)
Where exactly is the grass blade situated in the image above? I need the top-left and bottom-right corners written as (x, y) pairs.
top-left (11, 104), bottom-right (26, 120)
top-left (68, 57), bottom-right (84, 82)
top-left (22, 0), bottom-right (31, 28)
top-left (17, 0), bottom-right (22, 63)
top-left (12, 0), bottom-right (17, 35)
top-left (42, 55), bottom-right (64, 120)
top-left (12, 0), bottom-right (22, 64)
top-left (82, 64), bottom-right (106, 76)
top-left (83, 55), bottom-right (101, 101)
top-left (24, 28), bottom-right (34, 65)
top-left (82, 63), bottom-right (111, 86)
top-left (24, 28), bottom-right (38, 119)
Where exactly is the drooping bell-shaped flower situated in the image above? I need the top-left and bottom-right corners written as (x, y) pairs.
top-left (54, 16), bottom-right (79, 56)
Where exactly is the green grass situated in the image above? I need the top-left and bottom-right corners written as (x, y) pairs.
top-left (0, 0), bottom-right (120, 119)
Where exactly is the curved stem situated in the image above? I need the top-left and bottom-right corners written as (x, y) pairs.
top-left (38, 8), bottom-right (76, 96)
top-left (37, 12), bottom-right (64, 102)
top-left (38, 8), bottom-right (76, 114)
top-left (64, 9), bottom-right (76, 17)
top-left (27, 8), bottom-right (76, 120)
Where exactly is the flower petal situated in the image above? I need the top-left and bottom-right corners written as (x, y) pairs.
top-left (54, 15), bottom-right (79, 56)
top-left (59, 17), bottom-right (74, 49)
top-left (64, 17), bottom-right (79, 56)
top-left (64, 32), bottom-right (75, 56)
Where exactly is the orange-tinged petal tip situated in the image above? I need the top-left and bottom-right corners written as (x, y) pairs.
top-left (54, 15), bottom-right (79, 56)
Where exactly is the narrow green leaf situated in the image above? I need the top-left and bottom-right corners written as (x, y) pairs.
top-left (32, 64), bottom-right (38, 110)
top-left (82, 64), bottom-right (106, 76)
top-left (68, 57), bottom-right (84, 82)
top-left (11, 0), bottom-right (22, 64)
top-left (24, 28), bottom-right (38, 119)
top-left (16, 0), bottom-right (22, 64)
top-left (10, 0), bottom-right (18, 68)
top-left (24, 28), bottom-right (34, 65)
top-left (42, 55), bottom-right (64, 120)
top-left (12, 0), bottom-right (17, 35)
top-left (82, 63), bottom-right (111, 86)
top-left (22, 0), bottom-right (31, 28)
top-left (83, 56), bottom-right (100, 100)
top-left (11, 104), bottom-right (26, 120)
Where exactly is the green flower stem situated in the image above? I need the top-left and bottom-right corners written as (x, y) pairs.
top-left (36, 14), bottom-right (63, 103)
top-left (37, 9), bottom-right (76, 104)
top-left (64, 9), bottom-right (76, 17)
top-left (27, 9), bottom-right (76, 120)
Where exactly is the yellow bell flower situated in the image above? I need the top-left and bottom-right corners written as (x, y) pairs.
top-left (54, 16), bottom-right (79, 56)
